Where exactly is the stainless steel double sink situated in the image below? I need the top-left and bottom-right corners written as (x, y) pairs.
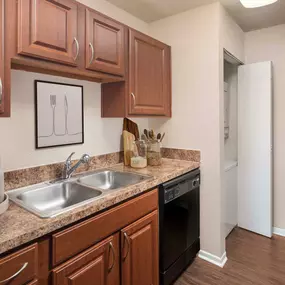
top-left (8, 170), bottom-right (152, 218)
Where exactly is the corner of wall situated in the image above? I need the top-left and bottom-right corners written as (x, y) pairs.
top-left (219, 3), bottom-right (245, 63)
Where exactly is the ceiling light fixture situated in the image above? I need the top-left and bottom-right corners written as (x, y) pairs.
top-left (240, 0), bottom-right (279, 8)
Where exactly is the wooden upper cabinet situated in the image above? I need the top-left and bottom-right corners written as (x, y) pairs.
top-left (53, 234), bottom-right (120, 285)
top-left (85, 9), bottom-right (125, 76)
top-left (0, 0), bottom-right (4, 114)
top-left (121, 210), bottom-right (159, 285)
top-left (17, 0), bottom-right (79, 66)
top-left (129, 29), bottom-right (171, 116)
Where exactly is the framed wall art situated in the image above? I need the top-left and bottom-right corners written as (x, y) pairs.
top-left (35, 80), bottom-right (84, 149)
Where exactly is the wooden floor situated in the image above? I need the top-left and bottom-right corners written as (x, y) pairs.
top-left (175, 228), bottom-right (285, 285)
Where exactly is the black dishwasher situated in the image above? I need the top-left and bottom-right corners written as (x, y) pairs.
top-left (159, 168), bottom-right (200, 285)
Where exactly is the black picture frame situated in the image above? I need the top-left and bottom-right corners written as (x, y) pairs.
top-left (35, 80), bottom-right (84, 149)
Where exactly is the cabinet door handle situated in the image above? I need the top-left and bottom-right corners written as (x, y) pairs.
top-left (73, 37), bottom-right (80, 61)
top-left (0, 262), bottom-right (28, 284)
top-left (108, 241), bottom-right (116, 272)
top-left (0, 78), bottom-right (2, 103)
top-left (131, 93), bottom-right (136, 105)
top-left (89, 43), bottom-right (95, 65)
top-left (123, 232), bottom-right (130, 261)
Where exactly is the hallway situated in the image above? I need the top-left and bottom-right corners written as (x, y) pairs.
top-left (175, 228), bottom-right (285, 285)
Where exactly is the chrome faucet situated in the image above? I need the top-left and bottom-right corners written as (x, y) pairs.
top-left (63, 152), bottom-right (91, 179)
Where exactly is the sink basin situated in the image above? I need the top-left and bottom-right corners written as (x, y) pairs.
top-left (8, 169), bottom-right (152, 218)
top-left (78, 170), bottom-right (151, 190)
top-left (8, 182), bottom-right (102, 218)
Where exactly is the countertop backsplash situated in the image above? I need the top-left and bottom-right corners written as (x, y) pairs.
top-left (4, 148), bottom-right (200, 191)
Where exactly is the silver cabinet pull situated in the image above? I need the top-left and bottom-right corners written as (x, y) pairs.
top-left (108, 241), bottom-right (116, 272)
top-left (0, 262), bottom-right (28, 284)
top-left (131, 93), bottom-right (136, 105)
top-left (89, 43), bottom-right (95, 65)
top-left (73, 37), bottom-right (80, 61)
top-left (123, 232), bottom-right (130, 261)
top-left (0, 78), bottom-right (2, 104)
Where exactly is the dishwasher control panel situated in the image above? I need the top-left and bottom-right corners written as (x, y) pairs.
top-left (163, 173), bottom-right (200, 204)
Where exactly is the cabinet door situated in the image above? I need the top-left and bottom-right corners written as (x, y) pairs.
top-left (121, 210), bottom-right (159, 285)
top-left (18, 0), bottom-right (78, 66)
top-left (0, 0), bottom-right (4, 114)
top-left (129, 30), bottom-right (171, 116)
top-left (86, 9), bottom-right (125, 76)
top-left (53, 234), bottom-right (119, 285)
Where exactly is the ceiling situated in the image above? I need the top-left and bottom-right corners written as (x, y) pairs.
top-left (105, 0), bottom-right (285, 31)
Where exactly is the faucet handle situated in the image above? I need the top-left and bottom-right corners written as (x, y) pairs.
top-left (66, 152), bottom-right (75, 163)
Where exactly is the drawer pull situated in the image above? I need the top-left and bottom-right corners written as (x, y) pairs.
top-left (123, 232), bottom-right (130, 261)
top-left (131, 93), bottom-right (136, 105)
top-left (89, 43), bottom-right (95, 65)
top-left (0, 262), bottom-right (28, 283)
top-left (73, 37), bottom-right (80, 61)
top-left (108, 242), bottom-right (115, 272)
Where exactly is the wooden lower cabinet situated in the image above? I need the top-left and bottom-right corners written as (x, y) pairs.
top-left (0, 190), bottom-right (159, 285)
top-left (52, 211), bottom-right (159, 285)
top-left (53, 234), bottom-right (120, 285)
top-left (121, 210), bottom-right (159, 285)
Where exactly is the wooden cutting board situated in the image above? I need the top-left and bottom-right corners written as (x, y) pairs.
top-left (123, 130), bottom-right (135, 166)
top-left (123, 118), bottom-right (139, 140)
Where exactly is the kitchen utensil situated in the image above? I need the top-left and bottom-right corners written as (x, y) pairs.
top-left (160, 133), bottom-right (166, 142)
top-left (141, 134), bottom-right (148, 141)
top-left (157, 133), bottom-right (162, 141)
top-left (144, 129), bottom-right (150, 139)
top-left (123, 118), bottom-right (139, 140)
top-left (123, 130), bottom-right (136, 166)
top-left (149, 129), bottom-right (155, 140)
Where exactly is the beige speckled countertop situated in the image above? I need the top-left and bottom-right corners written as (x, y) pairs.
top-left (0, 158), bottom-right (199, 255)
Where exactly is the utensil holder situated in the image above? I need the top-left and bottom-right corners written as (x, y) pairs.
top-left (147, 140), bottom-right (162, 166)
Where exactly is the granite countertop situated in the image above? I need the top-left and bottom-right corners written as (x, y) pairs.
top-left (0, 158), bottom-right (199, 255)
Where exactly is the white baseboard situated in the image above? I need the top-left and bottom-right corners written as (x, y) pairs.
top-left (198, 250), bottom-right (228, 268)
top-left (273, 227), bottom-right (285, 237)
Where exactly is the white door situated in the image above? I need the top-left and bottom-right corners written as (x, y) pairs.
top-left (238, 61), bottom-right (273, 238)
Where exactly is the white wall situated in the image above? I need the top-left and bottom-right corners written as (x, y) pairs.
top-left (0, 0), bottom-right (149, 172)
top-left (149, 3), bottom-right (225, 258)
top-left (0, 71), bottom-right (149, 171)
top-left (245, 24), bottom-right (285, 229)
top-left (219, 4), bottom-right (245, 63)
top-left (148, 2), bottom-right (244, 259)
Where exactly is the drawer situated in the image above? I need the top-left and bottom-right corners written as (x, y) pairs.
top-left (52, 189), bottom-right (158, 266)
top-left (0, 243), bottom-right (38, 285)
